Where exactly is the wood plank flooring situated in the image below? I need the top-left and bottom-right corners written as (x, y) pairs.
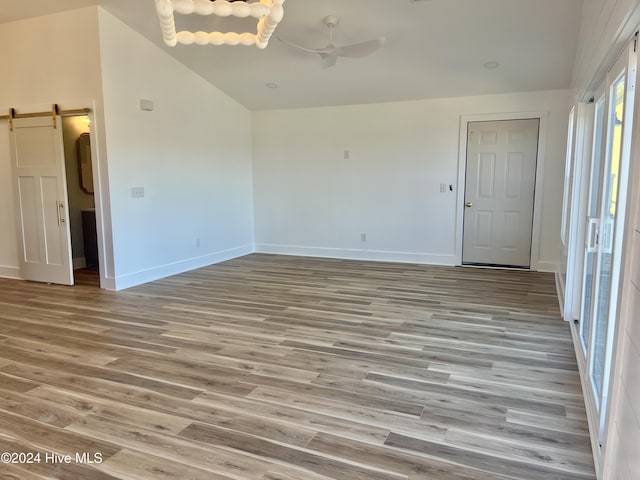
top-left (0, 253), bottom-right (595, 479)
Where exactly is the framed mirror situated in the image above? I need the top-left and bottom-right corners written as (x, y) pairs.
top-left (76, 132), bottom-right (93, 194)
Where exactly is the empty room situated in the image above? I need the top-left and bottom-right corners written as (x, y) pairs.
top-left (0, 0), bottom-right (639, 479)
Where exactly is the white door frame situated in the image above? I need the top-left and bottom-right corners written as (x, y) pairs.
top-left (564, 101), bottom-right (596, 322)
top-left (455, 111), bottom-right (548, 270)
top-left (2, 99), bottom-right (111, 289)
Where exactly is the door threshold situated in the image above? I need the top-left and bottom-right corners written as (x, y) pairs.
top-left (461, 262), bottom-right (530, 270)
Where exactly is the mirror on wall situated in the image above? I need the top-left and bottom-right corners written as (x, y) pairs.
top-left (76, 132), bottom-right (93, 194)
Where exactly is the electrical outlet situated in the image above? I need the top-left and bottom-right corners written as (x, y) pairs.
top-left (361, 233), bottom-right (367, 242)
top-left (440, 183), bottom-right (447, 193)
top-left (140, 99), bottom-right (154, 111)
top-left (344, 150), bottom-right (351, 159)
top-left (131, 187), bottom-right (145, 198)
top-left (196, 238), bottom-right (201, 248)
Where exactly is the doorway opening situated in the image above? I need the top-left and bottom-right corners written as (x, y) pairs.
top-left (61, 115), bottom-right (99, 288)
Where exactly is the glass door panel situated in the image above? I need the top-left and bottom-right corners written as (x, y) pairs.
top-left (580, 95), bottom-right (606, 354)
top-left (575, 39), bottom-right (636, 449)
top-left (590, 72), bottom-right (625, 403)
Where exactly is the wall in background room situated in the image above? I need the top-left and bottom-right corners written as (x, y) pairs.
top-left (62, 116), bottom-right (95, 266)
top-left (97, 9), bottom-right (255, 289)
top-left (252, 89), bottom-right (572, 270)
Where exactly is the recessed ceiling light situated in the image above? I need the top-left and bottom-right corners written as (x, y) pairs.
top-left (265, 82), bottom-right (279, 89)
top-left (483, 61), bottom-right (500, 69)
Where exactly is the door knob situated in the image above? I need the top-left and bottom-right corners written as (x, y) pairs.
top-left (465, 202), bottom-right (473, 208)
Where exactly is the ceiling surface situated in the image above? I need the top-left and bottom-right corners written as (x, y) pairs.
top-left (1, 0), bottom-right (584, 110)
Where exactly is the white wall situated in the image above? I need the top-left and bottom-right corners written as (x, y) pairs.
top-left (0, 7), bottom-right (255, 290)
top-left (572, 0), bottom-right (640, 99)
top-left (0, 125), bottom-right (18, 279)
top-left (604, 185), bottom-right (640, 480)
top-left (253, 90), bottom-right (572, 270)
top-left (97, 10), bottom-right (254, 290)
top-left (0, 7), bottom-right (106, 280)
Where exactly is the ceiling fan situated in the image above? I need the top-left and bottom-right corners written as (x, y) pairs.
top-left (278, 15), bottom-right (385, 69)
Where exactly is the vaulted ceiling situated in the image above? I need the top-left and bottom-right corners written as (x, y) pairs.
top-left (1, 0), bottom-right (584, 110)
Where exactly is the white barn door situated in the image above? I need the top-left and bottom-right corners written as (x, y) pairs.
top-left (10, 116), bottom-right (74, 285)
top-left (462, 119), bottom-right (539, 267)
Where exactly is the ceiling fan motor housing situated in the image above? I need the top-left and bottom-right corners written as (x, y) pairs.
top-left (323, 15), bottom-right (338, 28)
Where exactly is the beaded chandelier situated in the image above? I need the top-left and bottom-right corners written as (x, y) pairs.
top-left (154, 0), bottom-right (285, 49)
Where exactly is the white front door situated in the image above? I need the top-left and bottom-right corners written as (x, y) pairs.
top-left (462, 119), bottom-right (539, 267)
top-left (9, 116), bottom-right (74, 285)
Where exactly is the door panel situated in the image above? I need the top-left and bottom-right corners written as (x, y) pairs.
top-left (463, 119), bottom-right (539, 267)
top-left (581, 95), bottom-right (606, 354)
top-left (14, 125), bottom-right (59, 168)
top-left (475, 211), bottom-right (493, 247)
top-left (10, 116), bottom-right (73, 285)
top-left (17, 176), bottom-right (42, 263)
top-left (507, 130), bottom-right (526, 145)
top-left (478, 154), bottom-right (496, 198)
top-left (590, 71), bottom-right (626, 403)
top-left (502, 212), bottom-right (519, 249)
top-left (505, 153), bottom-right (524, 198)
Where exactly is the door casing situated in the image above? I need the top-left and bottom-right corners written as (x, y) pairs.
top-left (456, 112), bottom-right (548, 271)
top-left (461, 118), bottom-right (540, 267)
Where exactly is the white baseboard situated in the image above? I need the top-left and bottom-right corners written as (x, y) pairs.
top-left (536, 261), bottom-right (556, 272)
top-left (73, 257), bottom-right (87, 270)
top-left (113, 244), bottom-right (255, 291)
top-left (555, 269), bottom-right (566, 316)
top-left (255, 244), bottom-right (457, 266)
top-left (100, 276), bottom-right (116, 291)
top-left (569, 321), bottom-right (602, 475)
top-left (0, 265), bottom-right (22, 280)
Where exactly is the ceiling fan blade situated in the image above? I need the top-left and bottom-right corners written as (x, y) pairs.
top-left (338, 37), bottom-right (386, 58)
top-left (280, 16), bottom-right (384, 69)
top-left (320, 52), bottom-right (338, 69)
top-left (278, 36), bottom-right (328, 54)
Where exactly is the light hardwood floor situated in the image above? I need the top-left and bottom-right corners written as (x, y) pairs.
top-left (0, 254), bottom-right (594, 479)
